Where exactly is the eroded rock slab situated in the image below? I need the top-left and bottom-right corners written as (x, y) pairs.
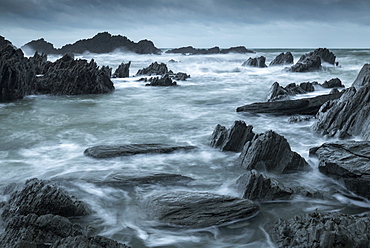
top-left (84, 143), bottom-right (197, 158)
top-left (309, 141), bottom-right (370, 199)
top-left (142, 191), bottom-right (259, 228)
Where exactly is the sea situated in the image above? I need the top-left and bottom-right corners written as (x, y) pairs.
top-left (1, 48), bottom-right (369, 247)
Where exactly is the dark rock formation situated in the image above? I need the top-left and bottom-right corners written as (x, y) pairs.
top-left (84, 143), bottom-right (197, 158)
top-left (28, 52), bottom-right (50, 74)
top-left (321, 78), bottom-right (344, 88)
top-left (0, 213), bottom-right (84, 248)
top-left (237, 92), bottom-right (343, 115)
top-left (268, 82), bottom-right (315, 101)
top-left (236, 170), bottom-right (294, 200)
top-left (1, 178), bottom-right (89, 220)
top-left (22, 32), bottom-right (161, 55)
top-left (313, 67), bottom-right (370, 139)
top-left (51, 235), bottom-right (130, 248)
top-left (238, 130), bottom-right (309, 174)
top-left (269, 52), bottom-right (294, 66)
top-left (242, 56), bottom-right (267, 68)
top-left (166, 46), bottom-right (254, 55)
top-left (288, 116), bottom-right (313, 123)
top-left (113, 61), bottom-right (131, 78)
top-left (310, 48), bottom-right (336, 65)
top-left (210, 120), bottom-right (255, 152)
top-left (145, 74), bottom-right (177, 86)
top-left (271, 211), bottom-right (370, 248)
top-left (287, 54), bottom-right (322, 72)
top-left (309, 141), bottom-right (370, 199)
top-left (0, 36), bottom-right (36, 102)
top-left (167, 71), bottom-right (190, 81)
top-left (21, 38), bottom-right (58, 54)
top-left (142, 191), bottom-right (259, 228)
top-left (36, 54), bottom-right (114, 95)
top-left (136, 61), bottom-right (168, 76)
top-left (352, 63), bottom-right (370, 90)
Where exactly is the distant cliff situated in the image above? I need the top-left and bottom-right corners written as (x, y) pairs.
top-left (21, 32), bottom-right (162, 55)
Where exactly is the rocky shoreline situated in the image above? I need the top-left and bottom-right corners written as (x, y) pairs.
top-left (1, 32), bottom-right (370, 247)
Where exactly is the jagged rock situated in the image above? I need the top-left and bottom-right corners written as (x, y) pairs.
top-left (167, 71), bottom-right (190, 81)
top-left (238, 130), bottom-right (309, 174)
top-left (165, 46), bottom-right (254, 55)
top-left (210, 120), bottom-right (255, 152)
top-left (309, 141), bottom-right (370, 199)
top-left (269, 52), bottom-right (294, 66)
top-left (321, 77), bottom-right (344, 88)
top-left (113, 61), bottom-right (131, 78)
top-left (310, 48), bottom-right (336, 65)
top-left (352, 63), bottom-right (370, 90)
top-left (142, 191), bottom-right (259, 228)
top-left (287, 54), bottom-right (322, 72)
top-left (21, 38), bottom-right (58, 54)
top-left (313, 67), bottom-right (370, 139)
top-left (23, 32), bottom-right (161, 55)
top-left (28, 52), bottom-right (50, 74)
top-left (84, 143), bottom-right (197, 158)
top-left (1, 178), bottom-right (89, 220)
top-left (136, 61), bottom-right (168, 76)
top-left (236, 170), bottom-right (294, 200)
top-left (242, 56), bottom-right (267, 68)
top-left (0, 213), bottom-right (84, 248)
top-left (237, 92), bottom-right (343, 115)
top-left (288, 116), bottom-right (313, 123)
top-left (145, 74), bottom-right (177, 86)
top-left (271, 211), bottom-right (370, 248)
top-left (51, 235), bottom-right (130, 248)
top-left (36, 54), bottom-right (114, 95)
top-left (0, 36), bottom-right (37, 102)
top-left (268, 82), bottom-right (315, 102)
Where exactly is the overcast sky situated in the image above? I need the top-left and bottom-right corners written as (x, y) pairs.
top-left (1, 0), bottom-right (369, 48)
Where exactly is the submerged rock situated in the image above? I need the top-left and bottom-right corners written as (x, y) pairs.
top-left (142, 191), bottom-right (259, 228)
top-left (84, 143), bottom-right (197, 158)
top-left (210, 120), bottom-right (255, 152)
top-left (145, 74), bottom-right (177, 86)
top-left (238, 130), bottom-right (309, 174)
top-left (113, 61), bottom-right (131, 78)
top-left (309, 141), bottom-right (370, 199)
top-left (313, 65), bottom-right (370, 139)
top-left (269, 52), bottom-right (294, 66)
top-left (237, 92), bottom-right (343, 115)
top-left (271, 211), bottom-right (370, 248)
top-left (242, 56), bottom-right (267, 68)
top-left (1, 178), bottom-right (89, 220)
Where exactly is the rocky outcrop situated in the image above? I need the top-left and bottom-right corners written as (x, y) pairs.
top-left (142, 191), bottom-right (259, 228)
top-left (36, 54), bottom-right (114, 95)
top-left (144, 74), bottom-right (177, 86)
top-left (352, 64), bottom-right (370, 90)
top-left (237, 92), bottom-right (343, 115)
top-left (269, 52), bottom-right (294, 66)
top-left (271, 211), bottom-right (370, 248)
top-left (84, 143), bottom-right (197, 158)
top-left (113, 61), bottom-right (131, 78)
top-left (210, 120), bottom-right (255, 152)
top-left (321, 78), bottom-right (344, 88)
top-left (313, 67), bottom-right (370, 139)
top-left (22, 32), bottom-right (161, 55)
top-left (309, 141), bottom-right (370, 199)
top-left (238, 130), bottom-right (309, 174)
top-left (136, 61), bottom-right (169, 76)
top-left (268, 82), bottom-right (315, 101)
top-left (309, 48), bottom-right (336, 65)
top-left (242, 56), bottom-right (267, 68)
top-left (287, 54), bottom-right (322, 72)
top-left (51, 235), bottom-right (130, 248)
top-left (165, 46), bottom-right (254, 55)
top-left (0, 36), bottom-right (36, 102)
top-left (1, 178), bottom-right (89, 220)
top-left (167, 71), bottom-right (190, 81)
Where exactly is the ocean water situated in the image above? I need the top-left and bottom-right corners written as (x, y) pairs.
top-left (1, 49), bottom-right (370, 247)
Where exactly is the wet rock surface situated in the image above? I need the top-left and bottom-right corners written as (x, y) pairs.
top-left (309, 141), bottom-right (370, 199)
top-left (238, 130), bottom-right (309, 174)
top-left (51, 235), bottom-right (130, 248)
top-left (113, 61), bottom-right (131, 78)
top-left (136, 61), bottom-right (169, 76)
top-left (242, 56), bottom-right (267, 68)
top-left (144, 74), bottom-right (177, 86)
top-left (268, 81), bottom-right (315, 101)
top-left (287, 54), bottom-right (322, 72)
top-left (352, 63), bottom-right (370, 90)
top-left (84, 143), bottom-right (197, 158)
top-left (237, 92), bottom-right (343, 115)
top-left (269, 52), bottom-right (294, 66)
top-left (271, 211), bottom-right (370, 248)
top-left (210, 120), bottom-right (255, 152)
top-left (142, 191), bottom-right (259, 228)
